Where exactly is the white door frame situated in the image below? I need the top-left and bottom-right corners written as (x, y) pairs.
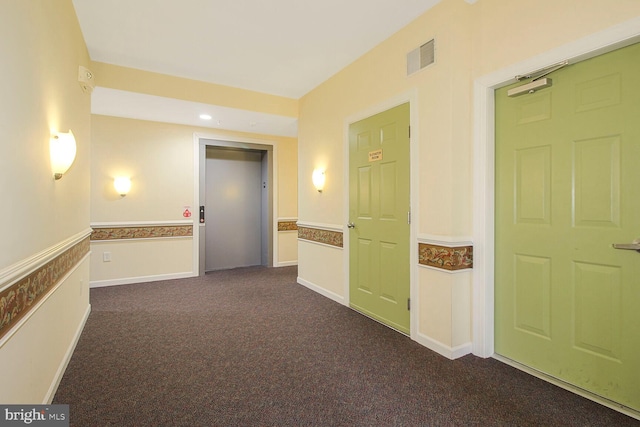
top-left (192, 132), bottom-right (278, 275)
top-left (472, 17), bottom-right (640, 358)
top-left (343, 89), bottom-right (420, 338)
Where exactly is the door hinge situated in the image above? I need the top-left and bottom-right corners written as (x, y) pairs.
top-left (407, 211), bottom-right (411, 225)
top-left (407, 298), bottom-right (411, 311)
top-left (408, 125), bottom-right (411, 139)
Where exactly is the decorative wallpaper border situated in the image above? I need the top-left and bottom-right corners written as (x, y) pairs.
top-left (278, 221), bottom-right (298, 232)
top-left (91, 225), bottom-right (193, 241)
top-left (298, 227), bottom-right (343, 248)
top-left (418, 243), bottom-right (473, 271)
top-left (0, 237), bottom-right (90, 341)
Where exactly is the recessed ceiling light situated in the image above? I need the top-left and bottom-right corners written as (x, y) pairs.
top-left (199, 114), bottom-right (212, 120)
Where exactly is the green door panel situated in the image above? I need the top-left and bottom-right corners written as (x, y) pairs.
top-left (349, 103), bottom-right (410, 334)
top-left (495, 42), bottom-right (640, 411)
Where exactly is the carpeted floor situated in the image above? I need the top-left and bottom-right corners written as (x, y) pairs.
top-left (53, 266), bottom-right (639, 426)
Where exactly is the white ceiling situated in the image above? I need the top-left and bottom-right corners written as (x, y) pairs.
top-left (73, 0), bottom-right (441, 135)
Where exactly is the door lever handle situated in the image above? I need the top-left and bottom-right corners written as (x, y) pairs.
top-left (347, 222), bottom-right (356, 229)
top-left (612, 238), bottom-right (640, 251)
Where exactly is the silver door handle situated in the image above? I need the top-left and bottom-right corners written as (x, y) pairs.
top-left (612, 238), bottom-right (640, 251)
top-left (347, 222), bottom-right (356, 229)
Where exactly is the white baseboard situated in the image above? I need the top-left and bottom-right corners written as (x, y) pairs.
top-left (90, 272), bottom-right (196, 288)
top-left (297, 276), bottom-right (346, 306)
top-left (276, 261), bottom-right (298, 267)
top-left (414, 332), bottom-right (472, 360)
top-left (44, 303), bottom-right (91, 404)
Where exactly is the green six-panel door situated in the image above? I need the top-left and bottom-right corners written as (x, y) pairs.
top-left (349, 103), bottom-right (410, 334)
top-left (495, 43), bottom-right (640, 411)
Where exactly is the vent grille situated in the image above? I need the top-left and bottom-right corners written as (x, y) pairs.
top-left (407, 39), bottom-right (435, 76)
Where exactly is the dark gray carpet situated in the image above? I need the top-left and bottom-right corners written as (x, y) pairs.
top-left (53, 266), bottom-right (638, 426)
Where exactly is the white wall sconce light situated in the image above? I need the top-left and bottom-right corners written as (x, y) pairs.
top-left (114, 177), bottom-right (132, 197)
top-left (50, 130), bottom-right (77, 180)
top-left (312, 169), bottom-right (325, 193)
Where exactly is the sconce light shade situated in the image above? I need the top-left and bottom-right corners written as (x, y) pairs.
top-left (114, 177), bottom-right (132, 196)
top-left (312, 169), bottom-right (325, 192)
top-left (50, 130), bottom-right (77, 180)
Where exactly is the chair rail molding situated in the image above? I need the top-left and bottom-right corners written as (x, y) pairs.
top-left (0, 228), bottom-right (92, 293)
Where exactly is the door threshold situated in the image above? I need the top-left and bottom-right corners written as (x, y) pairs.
top-left (349, 303), bottom-right (410, 337)
top-left (493, 354), bottom-right (640, 421)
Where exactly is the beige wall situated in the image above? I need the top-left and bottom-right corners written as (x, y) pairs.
top-left (1, 1), bottom-right (91, 263)
top-left (299, 1), bottom-right (475, 235)
top-left (90, 114), bottom-right (298, 284)
top-left (92, 62), bottom-right (298, 118)
top-left (277, 232), bottom-right (299, 266)
top-left (91, 116), bottom-right (196, 223)
top-left (297, 240), bottom-right (344, 303)
top-left (297, 0), bottom-right (640, 357)
top-left (472, 0), bottom-right (640, 77)
top-left (90, 239), bottom-right (193, 285)
top-left (0, 0), bottom-right (91, 402)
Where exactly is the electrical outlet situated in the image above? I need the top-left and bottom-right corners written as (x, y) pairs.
top-left (103, 252), bottom-right (111, 262)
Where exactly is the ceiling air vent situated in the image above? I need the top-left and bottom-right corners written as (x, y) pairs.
top-left (407, 39), bottom-right (435, 76)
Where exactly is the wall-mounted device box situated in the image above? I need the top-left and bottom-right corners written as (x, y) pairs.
top-left (78, 66), bottom-right (95, 93)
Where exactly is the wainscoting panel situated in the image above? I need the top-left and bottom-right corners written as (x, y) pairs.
top-left (0, 230), bottom-right (91, 343)
top-left (277, 218), bottom-right (298, 266)
top-left (90, 221), bottom-right (194, 287)
top-left (0, 229), bottom-right (91, 403)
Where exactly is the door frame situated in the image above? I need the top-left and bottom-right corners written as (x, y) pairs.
top-left (192, 132), bottom-right (278, 275)
top-left (472, 17), bottom-right (640, 358)
top-left (343, 90), bottom-right (419, 338)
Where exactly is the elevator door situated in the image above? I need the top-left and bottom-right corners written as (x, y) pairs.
top-left (205, 148), bottom-right (264, 271)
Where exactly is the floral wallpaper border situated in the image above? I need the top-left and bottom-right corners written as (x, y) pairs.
top-left (298, 227), bottom-right (343, 248)
top-left (278, 221), bottom-right (298, 232)
top-left (0, 237), bottom-right (90, 340)
top-left (91, 225), bottom-right (193, 241)
top-left (418, 243), bottom-right (473, 271)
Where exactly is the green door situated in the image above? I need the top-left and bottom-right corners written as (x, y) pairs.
top-left (349, 103), bottom-right (410, 334)
top-left (495, 43), bottom-right (640, 411)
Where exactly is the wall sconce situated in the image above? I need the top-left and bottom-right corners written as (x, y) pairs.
top-left (312, 169), bottom-right (325, 193)
top-left (114, 177), bottom-right (132, 197)
top-left (50, 130), bottom-right (77, 180)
